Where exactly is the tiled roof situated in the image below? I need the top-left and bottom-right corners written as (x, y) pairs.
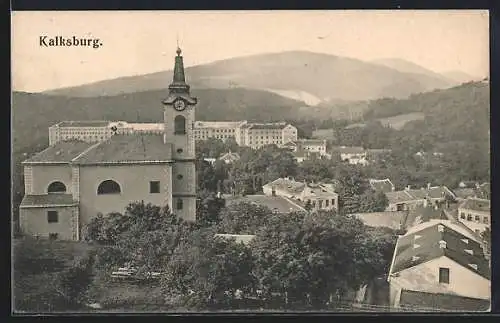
top-left (386, 186), bottom-right (454, 204)
top-left (350, 211), bottom-right (406, 230)
top-left (72, 134), bottom-right (172, 164)
top-left (20, 194), bottom-right (76, 207)
top-left (459, 198), bottom-right (490, 213)
top-left (369, 179), bottom-right (394, 193)
top-left (386, 190), bottom-right (415, 204)
top-left (452, 188), bottom-right (477, 200)
top-left (391, 221), bottom-right (490, 280)
top-left (264, 178), bottom-right (306, 195)
top-left (23, 141), bottom-right (94, 164)
top-left (224, 195), bottom-right (306, 213)
top-left (56, 120), bottom-right (110, 127)
top-left (248, 123), bottom-right (289, 130)
top-left (399, 290), bottom-right (490, 312)
top-left (403, 206), bottom-right (448, 229)
top-left (215, 234), bottom-right (256, 245)
top-left (331, 146), bottom-right (365, 154)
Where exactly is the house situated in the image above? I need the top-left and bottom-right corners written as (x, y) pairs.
top-left (369, 178), bottom-right (395, 193)
top-left (457, 198), bottom-right (490, 235)
top-left (262, 177), bottom-right (339, 212)
top-left (19, 47), bottom-right (197, 240)
top-left (387, 219), bottom-right (490, 312)
top-left (349, 211), bottom-right (406, 231)
top-left (331, 146), bottom-right (367, 165)
top-left (385, 184), bottom-right (456, 212)
top-left (283, 139), bottom-right (328, 156)
top-left (223, 194), bottom-right (306, 214)
top-left (214, 234), bottom-right (256, 245)
top-left (219, 151), bottom-right (240, 164)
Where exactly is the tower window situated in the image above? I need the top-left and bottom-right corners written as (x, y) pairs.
top-left (439, 267), bottom-right (450, 284)
top-left (176, 199), bottom-right (183, 210)
top-left (177, 174), bottom-right (183, 180)
top-left (175, 115), bottom-right (186, 135)
top-left (97, 180), bottom-right (121, 195)
top-left (47, 211), bottom-right (58, 223)
top-left (47, 181), bottom-right (66, 194)
top-left (177, 148), bottom-right (183, 154)
top-left (150, 181), bottom-right (160, 194)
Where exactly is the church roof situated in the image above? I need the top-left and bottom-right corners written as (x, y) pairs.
top-left (20, 194), bottom-right (77, 208)
top-left (23, 141), bottom-right (94, 164)
top-left (72, 134), bottom-right (173, 165)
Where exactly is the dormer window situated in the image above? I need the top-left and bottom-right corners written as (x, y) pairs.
top-left (412, 256), bottom-right (420, 262)
top-left (468, 264), bottom-right (478, 270)
top-left (413, 243), bottom-right (420, 249)
top-left (461, 238), bottom-right (469, 244)
top-left (414, 235), bottom-right (421, 240)
top-left (464, 249), bottom-right (474, 255)
top-left (437, 225), bottom-right (444, 232)
top-left (439, 240), bottom-right (447, 249)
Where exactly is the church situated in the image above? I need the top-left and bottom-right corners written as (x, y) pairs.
top-left (19, 47), bottom-right (197, 240)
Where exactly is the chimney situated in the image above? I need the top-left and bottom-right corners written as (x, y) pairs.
top-left (423, 198), bottom-right (428, 208)
top-left (271, 186), bottom-right (276, 197)
top-left (405, 185), bottom-right (411, 191)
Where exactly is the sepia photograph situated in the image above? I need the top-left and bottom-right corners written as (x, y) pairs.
top-left (11, 10), bottom-right (490, 313)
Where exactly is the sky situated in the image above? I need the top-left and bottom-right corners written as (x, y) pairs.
top-left (12, 10), bottom-right (489, 93)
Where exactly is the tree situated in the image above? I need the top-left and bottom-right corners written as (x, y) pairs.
top-left (356, 190), bottom-right (389, 213)
top-left (218, 202), bottom-right (273, 235)
top-left (56, 251), bottom-right (96, 306)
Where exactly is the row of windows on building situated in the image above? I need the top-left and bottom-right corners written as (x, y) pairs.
top-left (47, 177), bottom-right (184, 196)
top-left (460, 212), bottom-right (489, 224)
top-left (308, 198), bottom-right (336, 208)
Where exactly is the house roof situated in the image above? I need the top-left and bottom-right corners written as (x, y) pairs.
top-left (452, 188), bottom-right (477, 200)
top-left (72, 134), bottom-right (172, 165)
top-left (391, 220), bottom-right (490, 280)
top-left (219, 152), bottom-right (240, 161)
top-left (399, 289), bottom-right (490, 312)
top-left (296, 139), bottom-right (326, 145)
top-left (403, 206), bottom-right (448, 229)
top-left (369, 179), bottom-right (394, 193)
top-left (224, 195), bottom-right (306, 213)
top-left (20, 194), bottom-right (77, 207)
top-left (331, 146), bottom-right (365, 154)
top-left (263, 178), bottom-right (306, 195)
top-left (459, 198), bottom-right (490, 213)
top-left (301, 184), bottom-right (338, 199)
top-left (350, 211), bottom-right (406, 230)
top-left (386, 186), bottom-right (454, 204)
top-left (247, 122), bottom-right (289, 130)
top-left (23, 141), bottom-right (95, 164)
top-left (56, 120), bottom-right (110, 127)
top-left (214, 234), bottom-right (256, 245)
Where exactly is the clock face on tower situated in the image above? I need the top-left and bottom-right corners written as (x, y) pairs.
top-left (174, 99), bottom-right (186, 111)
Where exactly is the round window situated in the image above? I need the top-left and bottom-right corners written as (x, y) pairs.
top-left (177, 148), bottom-right (183, 153)
top-left (177, 174), bottom-right (183, 180)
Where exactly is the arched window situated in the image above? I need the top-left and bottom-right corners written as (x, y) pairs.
top-left (97, 180), bottom-right (121, 195)
top-left (47, 181), bottom-right (66, 193)
top-left (174, 115), bottom-right (186, 135)
top-left (176, 199), bottom-right (183, 210)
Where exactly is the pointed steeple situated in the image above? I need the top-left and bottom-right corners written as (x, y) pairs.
top-left (169, 46), bottom-right (190, 94)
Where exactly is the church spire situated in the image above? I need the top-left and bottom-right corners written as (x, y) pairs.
top-left (169, 46), bottom-right (190, 94)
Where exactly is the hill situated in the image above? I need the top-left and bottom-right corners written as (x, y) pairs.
top-left (370, 58), bottom-right (454, 85)
top-left (44, 51), bottom-right (453, 102)
top-left (441, 70), bottom-right (479, 84)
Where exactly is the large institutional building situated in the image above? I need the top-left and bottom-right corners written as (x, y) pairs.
top-left (20, 47), bottom-right (197, 240)
top-left (50, 119), bottom-right (298, 150)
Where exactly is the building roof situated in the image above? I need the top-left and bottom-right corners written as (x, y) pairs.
top-left (369, 179), bottom-right (394, 193)
top-left (246, 122), bottom-right (289, 130)
top-left (331, 146), bottom-right (365, 154)
top-left (390, 220), bottom-right (490, 280)
top-left (459, 198), bottom-right (490, 213)
top-left (263, 178), bottom-right (306, 195)
top-left (72, 134), bottom-right (172, 165)
top-left (386, 186), bottom-right (454, 204)
top-left (219, 152), bottom-right (240, 162)
top-left (55, 120), bottom-right (110, 127)
top-left (452, 188), bottom-right (477, 200)
top-left (296, 139), bottom-right (326, 145)
top-left (23, 141), bottom-right (94, 164)
top-left (403, 206), bottom-right (448, 229)
top-left (301, 184), bottom-right (338, 199)
top-left (366, 148), bottom-right (392, 154)
top-left (20, 194), bottom-right (77, 208)
top-left (214, 234), bottom-right (256, 245)
top-left (350, 211), bottom-right (406, 230)
top-left (399, 289), bottom-right (490, 312)
top-left (194, 121), bottom-right (245, 128)
top-left (224, 195), bottom-right (306, 213)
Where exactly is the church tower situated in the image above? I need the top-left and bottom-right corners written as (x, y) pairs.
top-left (162, 47), bottom-right (197, 221)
